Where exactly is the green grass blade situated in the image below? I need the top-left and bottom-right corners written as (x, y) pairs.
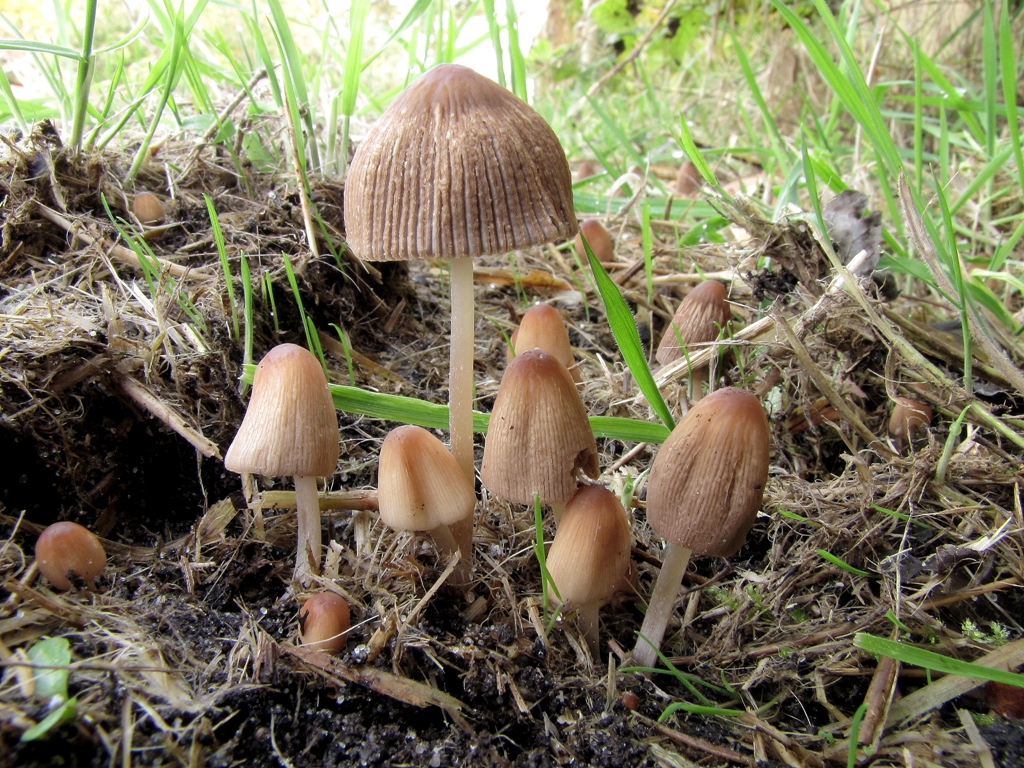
top-left (0, 63), bottom-right (28, 134)
top-left (361, 0), bottom-right (432, 71)
top-left (731, 32), bottom-right (790, 166)
top-left (641, 199), bottom-right (653, 303)
top-left (266, 0), bottom-right (320, 170)
top-left (506, 0), bottom-right (527, 101)
top-left (69, 0), bottom-right (97, 151)
top-left (205, 194), bottom-right (239, 341)
top-left (482, 0), bottom-right (505, 88)
top-left (982, 0), bottom-right (997, 160)
top-left (659, 702), bottom-right (745, 722)
top-left (855, 633), bottom-right (1024, 687)
top-left (239, 254), bottom-right (253, 396)
top-left (816, 549), bottom-right (872, 577)
top-left (0, 39), bottom-right (83, 60)
top-left (584, 235), bottom-right (675, 430)
top-left (847, 702), bottom-right (868, 768)
top-left (676, 114), bottom-right (727, 200)
top-left (339, 0), bottom-right (370, 179)
top-left (1000, 0), bottom-right (1024, 199)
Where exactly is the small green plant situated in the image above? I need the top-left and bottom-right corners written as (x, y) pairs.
top-left (21, 637), bottom-right (77, 742)
top-left (961, 619), bottom-right (1011, 646)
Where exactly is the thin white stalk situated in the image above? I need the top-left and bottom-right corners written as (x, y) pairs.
top-left (429, 524), bottom-right (459, 561)
top-left (448, 255), bottom-right (476, 572)
top-left (293, 475), bottom-right (321, 585)
top-left (632, 543), bottom-right (692, 668)
top-left (577, 601), bottom-right (601, 660)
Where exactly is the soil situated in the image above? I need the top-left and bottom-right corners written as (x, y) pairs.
top-left (2, 117), bottom-right (1024, 767)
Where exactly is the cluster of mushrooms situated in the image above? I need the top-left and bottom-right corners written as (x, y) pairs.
top-left (31, 63), bottom-right (936, 668)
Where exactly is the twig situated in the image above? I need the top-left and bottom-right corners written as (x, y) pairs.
top-left (645, 717), bottom-right (748, 763)
top-left (116, 375), bottom-right (221, 458)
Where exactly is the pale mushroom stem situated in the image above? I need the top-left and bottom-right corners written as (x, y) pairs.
top-left (632, 543), bottom-right (693, 668)
top-left (577, 602), bottom-right (601, 659)
top-left (293, 475), bottom-right (322, 584)
top-left (429, 524), bottom-right (459, 561)
top-left (689, 368), bottom-right (707, 403)
top-left (448, 255), bottom-right (476, 571)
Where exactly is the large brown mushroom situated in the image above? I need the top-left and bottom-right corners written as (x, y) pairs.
top-left (344, 63), bottom-right (577, 569)
top-left (481, 349), bottom-right (598, 522)
top-left (656, 280), bottom-right (731, 402)
top-left (225, 344), bottom-right (339, 585)
top-left (632, 387), bottom-right (769, 668)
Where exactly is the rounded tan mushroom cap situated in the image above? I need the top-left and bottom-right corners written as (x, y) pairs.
top-left (224, 344), bottom-right (339, 477)
top-left (132, 191), bottom-right (165, 224)
top-left (546, 485), bottom-right (632, 607)
top-left (513, 304), bottom-right (580, 383)
top-left (344, 63), bottom-right (577, 263)
top-left (889, 398), bottom-right (932, 441)
top-left (35, 522), bottom-right (107, 591)
top-left (646, 387), bottom-right (769, 557)
top-left (573, 219), bottom-right (614, 263)
top-left (674, 160), bottom-right (701, 197)
top-left (481, 349), bottom-right (598, 505)
top-left (377, 425), bottom-right (475, 532)
top-left (656, 280), bottom-right (731, 366)
top-left (299, 592), bottom-right (351, 654)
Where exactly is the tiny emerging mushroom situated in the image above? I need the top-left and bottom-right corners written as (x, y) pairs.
top-left (633, 387), bottom-right (769, 669)
top-left (224, 344), bottom-right (339, 585)
top-left (573, 219), bottom-right (614, 264)
top-left (889, 398), bottom-right (932, 447)
top-left (377, 425), bottom-right (475, 581)
top-left (509, 303), bottom-right (581, 384)
top-left (656, 280), bottom-right (731, 402)
top-left (35, 521), bottom-right (107, 591)
top-left (674, 160), bottom-right (701, 197)
top-left (132, 191), bottom-right (165, 225)
top-left (546, 485), bottom-right (632, 658)
top-left (299, 592), bottom-right (351, 654)
top-left (481, 349), bottom-right (598, 523)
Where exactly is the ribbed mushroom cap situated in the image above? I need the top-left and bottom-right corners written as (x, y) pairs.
top-left (646, 387), bottom-right (769, 557)
top-left (513, 304), bottom-right (580, 383)
top-left (224, 344), bottom-right (339, 477)
top-left (377, 425), bottom-right (475, 531)
top-left (573, 219), bottom-right (614, 263)
top-left (481, 349), bottom-right (598, 505)
top-left (656, 280), bottom-right (731, 365)
top-left (546, 485), bottom-right (632, 607)
top-left (889, 398), bottom-right (932, 441)
top-left (344, 63), bottom-right (577, 262)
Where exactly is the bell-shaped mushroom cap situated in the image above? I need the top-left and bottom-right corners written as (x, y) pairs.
top-left (674, 160), bottom-right (702, 197)
top-left (224, 344), bottom-right (339, 478)
top-left (573, 219), bottom-right (614, 263)
top-left (343, 63), bottom-right (577, 263)
top-left (377, 425), bottom-right (475, 532)
top-left (655, 280), bottom-right (731, 365)
top-left (889, 398), bottom-right (932, 441)
top-left (546, 485), bottom-right (632, 607)
top-left (646, 387), bottom-right (769, 557)
top-left (481, 349), bottom-right (598, 505)
top-left (513, 304), bottom-right (580, 383)
top-left (36, 522), bottom-right (107, 591)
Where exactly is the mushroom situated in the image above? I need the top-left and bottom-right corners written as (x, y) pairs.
top-left (344, 63), bottom-right (577, 568)
top-left (35, 522), bottom-right (107, 591)
top-left (509, 303), bottom-right (581, 383)
top-left (299, 592), bottom-right (351, 653)
top-left (632, 387), bottom-right (769, 668)
top-left (573, 219), bottom-right (614, 264)
top-left (674, 160), bottom-right (701, 197)
top-left (224, 344), bottom-right (339, 584)
top-left (655, 280), bottom-right (731, 402)
top-left (132, 191), bottom-right (165, 225)
top-left (377, 425), bottom-right (475, 579)
top-left (888, 398), bottom-right (932, 447)
top-left (546, 485), bottom-right (632, 658)
top-left (481, 349), bottom-right (598, 522)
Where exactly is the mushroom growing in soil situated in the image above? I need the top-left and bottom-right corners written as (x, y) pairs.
top-left (633, 387), bottom-right (769, 669)
top-left (224, 344), bottom-right (339, 585)
top-left (343, 63), bottom-right (577, 570)
top-left (481, 349), bottom-right (598, 523)
top-left (573, 219), bottom-right (614, 264)
top-left (655, 280), bottom-right (731, 402)
top-left (377, 425), bottom-right (476, 580)
top-left (132, 191), bottom-right (165, 225)
top-left (888, 398), bottom-right (932, 447)
top-left (35, 521), bottom-right (107, 591)
top-left (546, 485), bottom-right (632, 658)
top-left (674, 161), bottom-right (702, 197)
top-left (509, 303), bottom-right (581, 383)
top-left (299, 592), bottom-right (351, 654)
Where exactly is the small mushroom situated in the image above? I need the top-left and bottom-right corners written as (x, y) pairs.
top-left (510, 303), bottom-right (581, 383)
top-left (656, 280), bottom-right (731, 402)
top-left (573, 219), bottom-right (614, 264)
top-left (35, 522), bottom-right (106, 591)
top-left (481, 349), bottom-right (598, 522)
top-left (377, 425), bottom-right (475, 578)
top-left (889, 398), bottom-right (932, 446)
top-left (674, 160), bottom-right (701, 197)
top-left (299, 592), bottom-right (351, 653)
top-left (575, 160), bottom-right (598, 180)
top-left (633, 387), bottom-right (769, 668)
top-left (225, 344), bottom-right (339, 584)
top-left (132, 191), bottom-right (165, 225)
top-left (546, 485), bottom-right (632, 658)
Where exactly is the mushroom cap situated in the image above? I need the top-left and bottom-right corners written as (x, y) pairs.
top-left (646, 387), bottom-right (769, 557)
top-left (655, 280), bottom-right (731, 365)
top-left (132, 191), bottom-right (165, 224)
top-left (674, 160), bottom-right (701, 197)
top-left (343, 63), bottom-right (577, 262)
top-left (573, 219), bottom-right (614, 263)
top-left (377, 425), bottom-right (475, 531)
top-left (889, 398), bottom-right (932, 440)
top-left (224, 344), bottom-right (339, 477)
top-left (35, 521), bottom-right (107, 591)
top-left (481, 349), bottom-right (598, 505)
top-left (513, 304), bottom-right (580, 383)
top-left (546, 485), bottom-right (632, 607)
top-left (299, 592), bottom-right (351, 654)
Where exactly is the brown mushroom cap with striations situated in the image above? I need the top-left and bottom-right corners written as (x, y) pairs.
top-left (481, 349), bottom-right (598, 508)
top-left (35, 522), bottom-right (107, 591)
top-left (655, 280), bottom-right (731, 366)
top-left (343, 63), bottom-right (577, 262)
top-left (512, 303), bottom-right (581, 383)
